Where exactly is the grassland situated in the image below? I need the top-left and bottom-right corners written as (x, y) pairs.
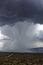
top-left (0, 53), bottom-right (43, 65)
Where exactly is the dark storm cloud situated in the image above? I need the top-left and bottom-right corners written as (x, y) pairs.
top-left (0, 0), bottom-right (43, 25)
top-left (0, 0), bottom-right (43, 52)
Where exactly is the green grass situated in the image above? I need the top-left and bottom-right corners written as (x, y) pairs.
top-left (0, 53), bottom-right (43, 65)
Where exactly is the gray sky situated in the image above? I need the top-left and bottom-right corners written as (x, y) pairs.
top-left (0, 0), bottom-right (43, 25)
top-left (0, 0), bottom-right (43, 52)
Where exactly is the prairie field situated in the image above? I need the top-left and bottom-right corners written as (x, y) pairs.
top-left (0, 53), bottom-right (43, 65)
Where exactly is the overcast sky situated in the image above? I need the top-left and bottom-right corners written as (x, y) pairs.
top-left (0, 0), bottom-right (43, 52)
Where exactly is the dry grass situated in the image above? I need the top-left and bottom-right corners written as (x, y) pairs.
top-left (0, 53), bottom-right (43, 65)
